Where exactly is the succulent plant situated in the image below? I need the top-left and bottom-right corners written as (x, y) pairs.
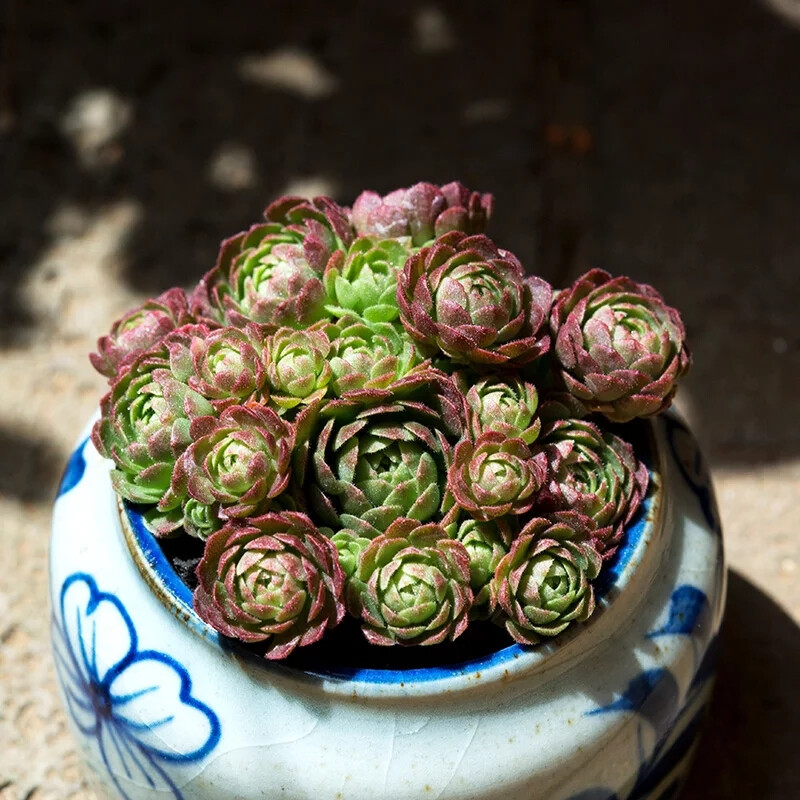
top-left (349, 518), bottom-right (472, 646)
top-left (193, 225), bottom-right (327, 329)
top-left (298, 372), bottom-right (465, 536)
top-left (90, 288), bottom-right (195, 381)
top-left (351, 181), bottom-right (493, 247)
top-left (398, 232), bottom-right (551, 366)
top-left (92, 331), bottom-right (214, 534)
top-left (491, 516), bottom-right (602, 645)
top-left (448, 432), bottom-right (548, 521)
top-left (458, 373), bottom-right (541, 444)
top-left (538, 419), bottom-right (648, 557)
top-left (449, 517), bottom-right (513, 619)
top-left (181, 497), bottom-right (222, 540)
top-left (327, 316), bottom-right (420, 396)
top-left (264, 325), bottom-right (333, 413)
top-left (550, 268), bottom-right (691, 422)
top-left (194, 511), bottom-right (345, 659)
top-left (165, 323), bottom-right (268, 410)
top-left (172, 404), bottom-right (294, 520)
top-left (324, 237), bottom-right (409, 324)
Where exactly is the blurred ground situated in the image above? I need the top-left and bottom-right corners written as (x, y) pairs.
top-left (1, 1), bottom-right (798, 798)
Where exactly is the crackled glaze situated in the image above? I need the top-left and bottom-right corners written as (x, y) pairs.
top-left (50, 412), bottom-right (724, 799)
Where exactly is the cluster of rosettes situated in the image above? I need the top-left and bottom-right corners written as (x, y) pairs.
top-left (91, 182), bottom-right (688, 660)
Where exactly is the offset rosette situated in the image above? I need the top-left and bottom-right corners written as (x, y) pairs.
top-left (352, 181), bottom-right (493, 246)
top-left (458, 373), bottom-right (541, 444)
top-left (550, 268), bottom-right (691, 422)
top-left (90, 288), bottom-right (195, 381)
top-left (328, 316), bottom-right (420, 396)
top-left (491, 516), bottom-right (602, 645)
top-left (539, 418), bottom-right (648, 557)
top-left (92, 332), bottom-right (214, 534)
top-left (298, 372), bottom-right (465, 535)
top-left (398, 232), bottom-right (551, 366)
top-left (173, 404), bottom-right (294, 521)
top-left (194, 512), bottom-right (345, 659)
top-left (350, 518), bottom-right (472, 646)
top-left (166, 324), bottom-right (268, 410)
top-left (324, 237), bottom-right (409, 324)
top-left (264, 325), bottom-right (333, 413)
top-left (192, 222), bottom-right (325, 328)
top-left (448, 432), bottom-right (547, 521)
top-left (450, 517), bottom-right (513, 619)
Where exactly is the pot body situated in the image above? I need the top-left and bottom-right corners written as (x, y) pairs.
top-left (50, 412), bottom-right (725, 800)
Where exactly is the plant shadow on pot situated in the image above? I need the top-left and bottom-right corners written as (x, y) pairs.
top-left (681, 569), bottom-right (800, 799)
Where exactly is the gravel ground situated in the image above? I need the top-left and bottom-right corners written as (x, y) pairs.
top-left (1, 1), bottom-right (798, 798)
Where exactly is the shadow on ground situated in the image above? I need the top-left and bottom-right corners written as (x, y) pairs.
top-left (682, 569), bottom-right (800, 799)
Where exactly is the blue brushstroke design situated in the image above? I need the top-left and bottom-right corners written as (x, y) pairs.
top-left (647, 585), bottom-right (709, 639)
top-left (663, 415), bottom-right (721, 534)
top-left (57, 437), bottom-right (88, 497)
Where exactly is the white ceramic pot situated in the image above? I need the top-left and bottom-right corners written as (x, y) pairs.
top-left (50, 411), bottom-right (724, 800)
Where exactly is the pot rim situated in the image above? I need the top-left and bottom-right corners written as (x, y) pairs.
top-left (117, 418), bottom-right (665, 698)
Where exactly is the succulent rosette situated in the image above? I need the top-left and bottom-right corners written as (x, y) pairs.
top-left (194, 511), bottom-right (345, 659)
top-left (327, 316), bottom-right (420, 396)
top-left (352, 181), bottom-right (493, 246)
top-left (550, 268), bottom-right (691, 422)
top-left (324, 237), bottom-right (409, 324)
top-left (264, 325), bottom-right (333, 413)
top-left (491, 516), bottom-right (602, 645)
top-left (349, 518), bottom-right (472, 646)
top-left (90, 288), bottom-right (195, 381)
top-left (538, 419), bottom-right (648, 557)
top-left (458, 373), bottom-right (541, 444)
top-left (448, 432), bottom-right (547, 521)
top-left (296, 372), bottom-right (465, 535)
top-left (449, 517), bottom-right (513, 618)
top-left (92, 332), bottom-right (214, 534)
top-left (398, 231), bottom-right (551, 366)
top-left (172, 404), bottom-right (294, 521)
top-left (165, 323), bottom-right (268, 410)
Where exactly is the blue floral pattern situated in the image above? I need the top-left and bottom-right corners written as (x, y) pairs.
top-left (51, 573), bottom-right (220, 799)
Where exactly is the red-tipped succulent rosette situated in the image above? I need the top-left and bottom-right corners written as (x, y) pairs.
top-left (448, 432), bottom-right (548, 521)
top-left (490, 516), bottom-right (603, 645)
top-left (550, 268), bottom-right (691, 422)
top-left (90, 288), bottom-right (195, 381)
top-left (351, 181), bottom-right (493, 247)
top-left (194, 511), bottom-right (345, 659)
top-left (172, 404), bottom-right (294, 521)
top-left (398, 231), bottom-right (551, 367)
top-left (348, 518), bottom-right (473, 646)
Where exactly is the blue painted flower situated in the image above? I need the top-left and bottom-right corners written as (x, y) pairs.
top-left (51, 573), bottom-right (220, 799)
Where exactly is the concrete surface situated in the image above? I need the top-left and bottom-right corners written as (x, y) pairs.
top-left (1, 1), bottom-right (798, 797)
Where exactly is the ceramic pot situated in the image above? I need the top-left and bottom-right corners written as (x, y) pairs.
top-left (50, 411), bottom-right (724, 800)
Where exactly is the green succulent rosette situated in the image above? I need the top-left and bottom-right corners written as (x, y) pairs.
top-left (327, 316), bottom-right (421, 396)
top-left (398, 231), bottom-right (552, 366)
top-left (295, 371), bottom-right (466, 536)
top-left (172, 403), bottom-right (294, 522)
top-left (538, 418), bottom-right (648, 558)
top-left (91, 329), bottom-right (214, 536)
top-left (457, 372), bottom-right (541, 444)
top-left (181, 497), bottom-right (223, 541)
top-left (194, 511), bottom-right (345, 659)
top-left (349, 518), bottom-right (473, 646)
top-left (264, 325), bottom-right (333, 413)
top-left (448, 432), bottom-right (547, 521)
top-left (491, 516), bottom-right (602, 645)
top-left (550, 268), bottom-right (691, 422)
top-left (448, 516), bottom-right (514, 619)
top-left (324, 236), bottom-right (409, 324)
top-left (166, 323), bottom-right (268, 410)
